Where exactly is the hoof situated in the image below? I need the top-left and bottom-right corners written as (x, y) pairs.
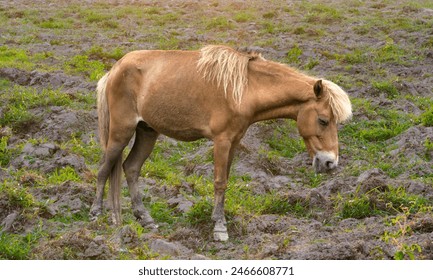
top-left (213, 231), bottom-right (229, 242)
top-left (89, 206), bottom-right (102, 221)
top-left (136, 213), bottom-right (158, 232)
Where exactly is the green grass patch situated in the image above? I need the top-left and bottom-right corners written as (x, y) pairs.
top-left (185, 199), bottom-right (213, 227)
top-left (204, 16), bottom-right (234, 30)
top-left (0, 83), bottom-right (75, 131)
top-left (0, 136), bottom-right (12, 167)
top-left (0, 46), bottom-right (34, 69)
top-left (0, 181), bottom-right (38, 209)
top-left (150, 200), bottom-right (177, 225)
top-left (302, 3), bottom-right (343, 24)
top-left (285, 44), bottom-right (303, 65)
top-left (38, 17), bottom-right (72, 29)
top-left (65, 135), bottom-right (101, 166)
top-left (87, 45), bottom-right (125, 61)
top-left (65, 55), bottom-right (106, 81)
top-left (335, 186), bottom-right (432, 219)
top-left (234, 11), bottom-right (255, 23)
top-left (266, 120), bottom-right (305, 159)
top-left (420, 107), bottom-right (433, 127)
top-left (372, 80), bottom-right (400, 99)
top-left (0, 231), bottom-right (44, 259)
top-left (341, 102), bottom-right (414, 143)
top-left (46, 166), bottom-right (81, 185)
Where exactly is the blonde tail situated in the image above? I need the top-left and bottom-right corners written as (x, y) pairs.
top-left (96, 72), bottom-right (123, 225)
top-left (97, 72), bottom-right (110, 150)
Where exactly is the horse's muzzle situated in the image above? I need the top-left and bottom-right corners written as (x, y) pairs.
top-left (313, 151), bottom-right (338, 173)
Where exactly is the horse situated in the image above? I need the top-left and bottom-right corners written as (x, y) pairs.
top-left (89, 45), bottom-right (352, 241)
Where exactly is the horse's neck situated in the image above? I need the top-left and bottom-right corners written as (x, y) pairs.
top-left (247, 62), bottom-right (315, 123)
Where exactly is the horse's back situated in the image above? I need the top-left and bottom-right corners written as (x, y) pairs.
top-left (107, 50), bottom-right (231, 141)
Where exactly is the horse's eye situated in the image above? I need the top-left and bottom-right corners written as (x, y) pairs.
top-left (319, 118), bottom-right (329, 126)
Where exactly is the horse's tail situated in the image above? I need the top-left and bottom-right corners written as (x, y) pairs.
top-left (97, 72), bottom-right (110, 150)
top-left (97, 71), bottom-right (122, 225)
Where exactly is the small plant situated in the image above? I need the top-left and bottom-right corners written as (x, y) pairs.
top-left (205, 16), bottom-right (233, 30)
top-left (286, 44), bottom-right (303, 64)
top-left (46, 166), bottom-right (81, 185)
top-left (150, 201), bottom-right (176, 225)
top-left (266, 120), bottom-right (305, 159)
top-left (0, 136), bottom-right (12, 166)
top-left (234, 11), bottom-right (254, 23)
top-left (338, 194), bottom-right (376, 219)
top-left (382, 207), bottom-right (422, 260)
top-left (38, 17), bottom-right (71, 29)
top-left (420, 107), bottom-right (433, 127)
top-left (372, 80), bottom-right (399, 99)
top-left (424, 138), bottom-right (433, 160)
top-left (186, 199), bottom-right (213, 226)
top-left (0, 232), bottom-right (32, 259)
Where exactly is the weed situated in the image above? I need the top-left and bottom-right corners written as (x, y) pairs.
top-left (335, 186), bottom-right (432, 220)
top-left (382, 206), bottom-right (422, 260)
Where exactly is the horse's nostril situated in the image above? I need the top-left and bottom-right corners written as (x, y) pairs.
top-left (326, 161), bottom-right (334, 169)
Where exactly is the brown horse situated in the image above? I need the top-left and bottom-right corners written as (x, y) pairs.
top-left (90, 45), bottom-right (352, 241)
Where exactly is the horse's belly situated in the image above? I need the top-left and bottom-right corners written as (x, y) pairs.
top-left (141, 105), bottom-right (212, 141)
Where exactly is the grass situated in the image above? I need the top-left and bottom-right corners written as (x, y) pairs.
top-left (0, 81), bottom-right (83, 131)
top-left (65, 55), bottom-right (106, 81)
top-left (266, 120), bottom-right (305, 159)
top-left (0, 46), bottom-right (34, 69)
top-left (335, 186), bottom-right (432, 220)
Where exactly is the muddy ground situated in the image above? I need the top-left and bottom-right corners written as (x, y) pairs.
top-left (0, 0), bottom-right (433, 259)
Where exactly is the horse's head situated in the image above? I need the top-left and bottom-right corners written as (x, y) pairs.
top-left (296, 80), bottom-right (352, 173)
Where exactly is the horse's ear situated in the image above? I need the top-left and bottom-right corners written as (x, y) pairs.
top-left (314, 80), bottom-right (323, 99)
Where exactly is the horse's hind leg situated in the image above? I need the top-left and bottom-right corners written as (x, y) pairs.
top-left (123, 122), bottom-right (159, 228)
top-left (90, 123), bottom-right (136, 224)
top-left (90, 140), bottom-right (127, 220)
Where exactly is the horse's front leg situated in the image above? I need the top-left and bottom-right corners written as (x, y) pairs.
top-left (212, 137), bottom-right (237, 241)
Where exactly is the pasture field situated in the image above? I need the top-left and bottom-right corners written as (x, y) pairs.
top-left (0, 0), bottom-right (432, 259)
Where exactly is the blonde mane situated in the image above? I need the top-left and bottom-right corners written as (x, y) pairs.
top-left (197, 45), bottom-right (261, 105)
top-left (197, 45), bottom-right (352, 122)
top-left (322, 80), bottom-right (352, 123)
